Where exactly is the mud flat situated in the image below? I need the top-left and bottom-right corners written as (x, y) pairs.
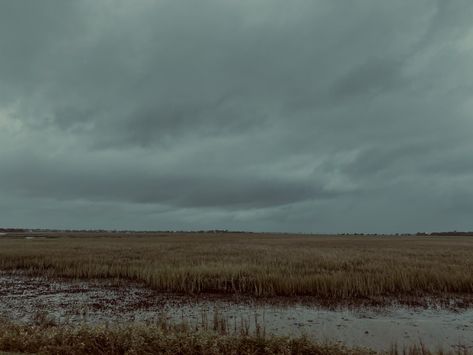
top-left (0, 273), bottom-right (472, 352)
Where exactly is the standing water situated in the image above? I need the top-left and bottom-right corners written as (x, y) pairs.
top-left (0, 273), bottom-right (471, 351)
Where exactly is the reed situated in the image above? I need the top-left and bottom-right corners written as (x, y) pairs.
top-left (0, 316), bottom-right (468, 355)
top-left (0, 233), bottom-right (472, 299)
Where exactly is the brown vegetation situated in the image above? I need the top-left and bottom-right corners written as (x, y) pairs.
top-left (0, 314), bottom-right (469, 355)
top-left (0, 233), bottom-right (472, 301)
top-left (0, 324), bottom-right (353, 355)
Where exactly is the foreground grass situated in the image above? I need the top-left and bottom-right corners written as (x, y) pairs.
top-left (0, 323), bottom-right (364, 355)
top-left (0, 320), bottom-right (470, 355)
top-left (0, 233), bottom-right (472, 299)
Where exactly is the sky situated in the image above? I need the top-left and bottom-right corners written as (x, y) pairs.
top-left (1, 0), bottom-right (473, 233)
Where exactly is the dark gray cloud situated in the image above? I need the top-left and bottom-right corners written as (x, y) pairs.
top-left (1, 0), bottom-right (473, 232)
top-left (0, 151), bottom-right (336, 208)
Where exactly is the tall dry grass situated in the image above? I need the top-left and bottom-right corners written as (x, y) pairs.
top-left (0, 321), bottom-right (367, 355)
top-left (0, 315), bottom-right (469, 355)
top-left (0, 233), bottom-right (472, 299)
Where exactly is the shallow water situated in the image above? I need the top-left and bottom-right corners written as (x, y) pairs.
top-left (0, 274), bottom-right (471, 351)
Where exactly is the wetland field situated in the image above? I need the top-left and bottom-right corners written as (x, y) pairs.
top-left (0, 232), bottom-right (472, 354)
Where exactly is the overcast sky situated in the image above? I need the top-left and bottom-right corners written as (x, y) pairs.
top-left (1, 1), bottom-right (473, 233)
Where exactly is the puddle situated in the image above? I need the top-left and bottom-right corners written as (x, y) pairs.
top-left (0, 273), bottom-right (471, 351)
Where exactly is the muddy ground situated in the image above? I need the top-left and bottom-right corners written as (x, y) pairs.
top-left (0, 273), bottom-right (472, 352)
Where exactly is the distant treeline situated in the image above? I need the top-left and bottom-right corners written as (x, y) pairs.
top-left (416, 231), bottom-right (473, 236)
top-left (0, 228), bottom-right (249, 234)
top-left (1, 228), bottom-right (471, 236)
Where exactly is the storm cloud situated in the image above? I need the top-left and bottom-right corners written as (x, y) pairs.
top-left (1, 0), bottom-right (473, 232)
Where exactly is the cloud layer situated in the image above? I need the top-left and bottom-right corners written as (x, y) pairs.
top-left (1, 0), bottom-right (473, 232)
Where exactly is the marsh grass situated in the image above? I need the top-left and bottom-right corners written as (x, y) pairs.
top-left (0, 233), bottom-right (472, 300)
top-left (0, 314), bottom-right (469, 355)
top-left (0, 322), bottom-right (353, 355)
top-left (0, 310), bottom-right (370, 355)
